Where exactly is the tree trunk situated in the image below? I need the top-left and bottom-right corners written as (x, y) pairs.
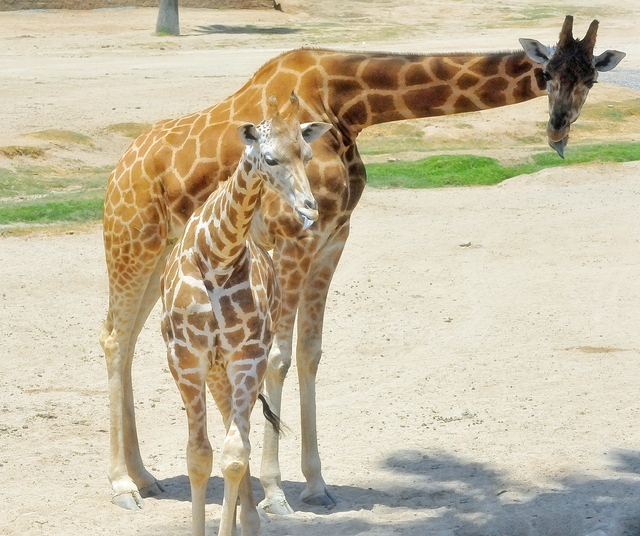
top-left (156, 0), bottom-right (180, 36)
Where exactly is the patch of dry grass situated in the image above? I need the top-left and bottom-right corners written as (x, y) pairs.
top-left (26, 129), bottom-right (94, 146)
top-left (0, 146), bottom-right (46, 159)
top-left (105, 123), bottom-right (152, 139)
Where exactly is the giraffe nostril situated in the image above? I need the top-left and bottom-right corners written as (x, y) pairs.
top-left (304, 199), bottom-right (317, 211)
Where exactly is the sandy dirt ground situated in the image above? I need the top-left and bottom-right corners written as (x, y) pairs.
top-left (1, 2), bottom-right (640, 535)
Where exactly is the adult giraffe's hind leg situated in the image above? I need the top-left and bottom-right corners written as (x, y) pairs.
top-left (100, 242), bottom-right (171, 510)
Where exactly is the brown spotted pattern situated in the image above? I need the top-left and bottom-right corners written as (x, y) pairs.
top-left (158, 105), bottom-right (317, 535)
top-left (100, 22), bottom-right (610, 514)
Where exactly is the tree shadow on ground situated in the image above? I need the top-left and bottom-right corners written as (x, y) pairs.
top-left (365, 448), bottom-right (640, 536)
top-left (193, 24), bottom-right (300, 35)
top-left (155, 448), bottom-right (640, 535)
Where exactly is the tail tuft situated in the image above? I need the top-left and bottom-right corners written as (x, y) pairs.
top-left (258, 393), bottom-right (285, 436)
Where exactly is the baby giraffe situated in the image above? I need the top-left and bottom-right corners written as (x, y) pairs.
top-left (160, 93), bottom-right (331, 536)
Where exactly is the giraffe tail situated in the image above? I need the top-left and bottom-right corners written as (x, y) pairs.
top-left (258, 393), bottom-right (285, 436)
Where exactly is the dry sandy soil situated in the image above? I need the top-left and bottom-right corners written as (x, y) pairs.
top-left (1, 2), bottom-right (640, 535)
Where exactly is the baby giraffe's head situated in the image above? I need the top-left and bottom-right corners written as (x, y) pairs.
top-left (238, 93), bottom-right (332, 229)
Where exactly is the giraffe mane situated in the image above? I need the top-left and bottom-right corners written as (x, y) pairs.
top-left (275, 46), bottom-right (529, 59)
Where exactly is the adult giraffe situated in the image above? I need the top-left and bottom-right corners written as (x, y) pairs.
top-left (100, 16), bottom-right (625, 512)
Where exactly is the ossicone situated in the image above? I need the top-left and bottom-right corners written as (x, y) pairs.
top-left (267, 95), bottom-right (280, 119)
top-left (582, 19), bottom-right (599, 52)
top-left (558, 15), bottom-right (574, 47)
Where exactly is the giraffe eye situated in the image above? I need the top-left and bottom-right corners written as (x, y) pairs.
top-left (264, 155), bottom-right (279, 166)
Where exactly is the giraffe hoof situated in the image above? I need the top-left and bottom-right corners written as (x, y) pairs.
top-left (258, 495), bottom-right (294, 515)
top-left (139, 480), bottom-right (165, 498)
top-left (111, 490), bottom-right (145, 510)
top-left (300, 487), bottom-right (337, 507)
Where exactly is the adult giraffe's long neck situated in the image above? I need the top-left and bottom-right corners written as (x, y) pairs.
top-left (194, 155), bottom-right (262, 266)
top-left (316, 50), bottom-right (548, 135)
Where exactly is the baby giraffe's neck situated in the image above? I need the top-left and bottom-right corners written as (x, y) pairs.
top-left (193, 153), bottom-right (263, 266)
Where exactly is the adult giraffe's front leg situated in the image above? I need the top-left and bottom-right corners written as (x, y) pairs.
top-left (259, 226), bottom-right (348, 512)
top-left (259, 237), bottom-right (302, 515)
top-left (296, 225), bottom-right (348, 506)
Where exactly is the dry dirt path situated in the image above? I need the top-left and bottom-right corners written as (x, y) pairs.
top-left (1, 3), bottom-right (640, 535)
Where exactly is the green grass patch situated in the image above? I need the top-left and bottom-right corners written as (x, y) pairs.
top-left (0, 197), bottom-right (104, 225)
top-left (367, 154), bottom-right (516, 188)
top-left (1, 142), bottom-right (639, 226)
top-left (0, 165), bottom-right (110, 226)
top-left (366, 142), bottom-right (640, 188)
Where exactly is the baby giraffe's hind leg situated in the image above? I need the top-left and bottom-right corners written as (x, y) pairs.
top-left (209, 362), bottom-right (260, 536)
top-left (219, 428), bottom-right (249, 536)
top-left (238, 465), bottom-right (261, 535)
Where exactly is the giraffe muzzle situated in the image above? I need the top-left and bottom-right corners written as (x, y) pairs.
top-left (293, 196), bottom-right (319, 230)
top-left (548, 137), bottom-right (567, 159)
top-left (296, 207), bottom-right (319, 230)
top-left (547, 122), bottom-right (570, 159)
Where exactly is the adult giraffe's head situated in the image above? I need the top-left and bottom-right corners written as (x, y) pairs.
top-left (519, 15), bottom-right (625, 158)
top-left (237, 93), bottom-right (331, 230)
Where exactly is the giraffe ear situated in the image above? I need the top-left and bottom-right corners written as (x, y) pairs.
top-left (594, 50), bottom-right (626, 72)
top-left (237, 123), bottom-right (259, 146)
top-left (300, 122), bottom-right (332, 144)
top-left (519, 38), bottom-right (554, 64)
